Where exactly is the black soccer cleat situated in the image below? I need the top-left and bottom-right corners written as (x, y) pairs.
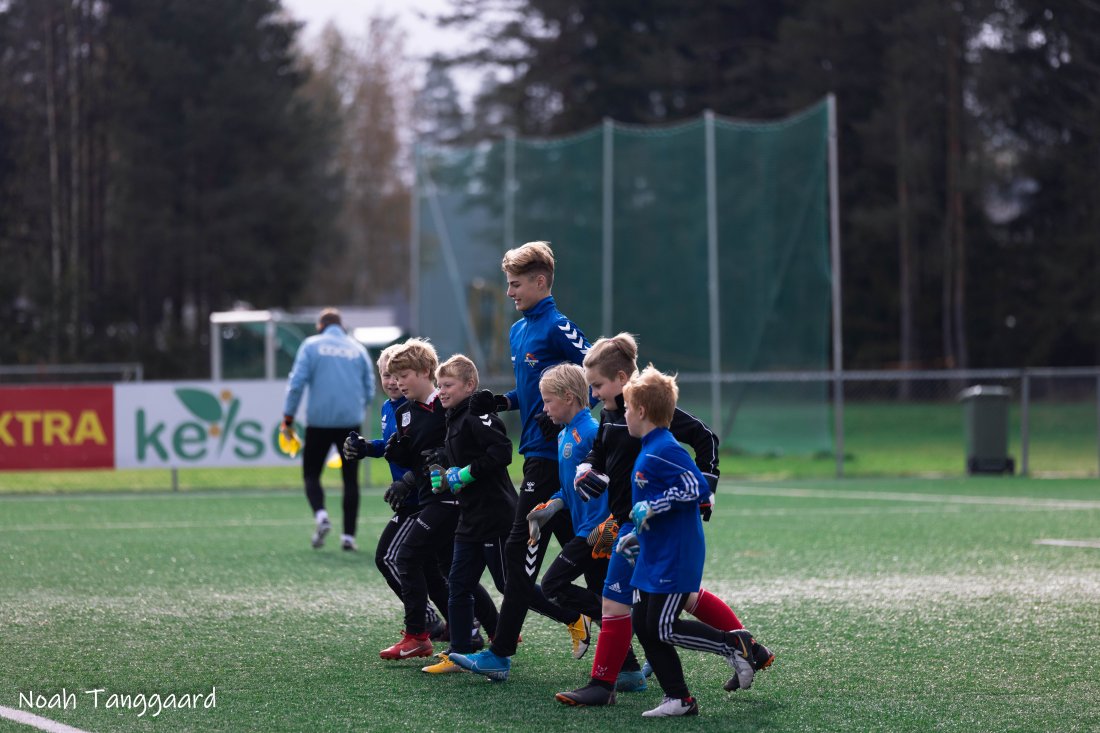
top-left (555, 682), bottom-right (616, 707)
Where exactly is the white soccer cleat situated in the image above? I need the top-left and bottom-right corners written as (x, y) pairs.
top-left (642, 696), bottom-right (699, 717)
top-left (311, 516), bottom-right (332, 548)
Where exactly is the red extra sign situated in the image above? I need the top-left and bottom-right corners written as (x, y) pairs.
top-left (0, 386), bottom-right (115, 469)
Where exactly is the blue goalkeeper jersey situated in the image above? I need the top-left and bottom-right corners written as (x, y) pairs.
top-left (550, 408), bottom-right (606, 537)
top-left (630, 427), bottom-right (707, 594)
top-left (504, 296), bottom-right (590, 460)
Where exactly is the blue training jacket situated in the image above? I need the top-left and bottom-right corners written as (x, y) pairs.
top-left (550, 408), bottom-right (607, 537)
top-left (504, 296), bottom-right (590, 459)
top-left (282, 325), bottom-right (375, 428)
top-left (364, 396), bottom-right (412, 483)
top-left (630, 427), bottom-right (707, 595)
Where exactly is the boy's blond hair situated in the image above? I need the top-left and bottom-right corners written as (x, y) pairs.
top-left (583, 332), bottom-right (638, 379)
top-left (501, 241), bottom-right (555, 288)
top-left (622, 364), bottom-right (678, 428)
top-left (539, 362), bottom-right (587, 409)
top-left (387, 338), bottom-right (439, 378)
top-left (437, 354), bottom-right (479, 387)
top-left (376, 343), bottom-right (401, 373)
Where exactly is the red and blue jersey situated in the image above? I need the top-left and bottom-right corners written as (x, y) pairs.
top-left (630, 427), bottom-right (707, 594)
top-left (504, 296), bottom-right (590, 459)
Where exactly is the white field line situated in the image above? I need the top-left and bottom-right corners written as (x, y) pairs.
top-left (1034, 539), bottom-right (1100, 549)
top-left (0, 705), bottom-right (91, 733)
top-left (727, 484), bottom-right (1100, 511)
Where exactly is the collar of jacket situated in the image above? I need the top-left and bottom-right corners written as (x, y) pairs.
top-left (446, 395), bottom-right (473, 420)
top-left (522, 295), bottom-right (556, 319)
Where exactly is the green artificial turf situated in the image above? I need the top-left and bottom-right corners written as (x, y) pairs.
top-left (2, 477), bottom-right (1098, 732)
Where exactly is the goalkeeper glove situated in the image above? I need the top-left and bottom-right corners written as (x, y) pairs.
top-left (342, 431), bottom-right (369, 461)
top-left (430, 465), bottom-right (474, 494)
top-left (525, 497), bottom-right (564, 546)
top-left (616, 531), bottom-right (640, 565)
top-left (574, 463), bottom-right (610, 502)
top-left (700, 475), bottom-right (718, 521)
top-left (534, 412), bottom-right (559, 441)
top-left (383, 471), bottom-right (416, 512)
top-left (470, 389), bottom-right (509, 415)
top-left (586, 515), bottom-right (620, 559)
top-left (630, 500), bottom-right (654, 532)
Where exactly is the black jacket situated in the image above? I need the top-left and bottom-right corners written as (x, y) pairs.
top-left (384, 392), bottom-right (451, 506)
top-left (586, 393), bottom-right (720, 524)
top-left (443, 395), bottom-right (517, 542)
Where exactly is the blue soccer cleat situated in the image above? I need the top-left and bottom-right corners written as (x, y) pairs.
top-left (615, 669), bottom-right (647, 692)
top-left (640, 659), bottom-right (653, 678)
top-left (448, 649), bottom-right (511, 681)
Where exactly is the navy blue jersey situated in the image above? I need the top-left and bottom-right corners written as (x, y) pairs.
top-left (587, 393), bottom-right (719, 524)
top-left (550, 408), bottom-right (606, 537)
top-left (504, 296), bottom-right (590, 459)
top-left (630, 427), bottom-right (707, 594)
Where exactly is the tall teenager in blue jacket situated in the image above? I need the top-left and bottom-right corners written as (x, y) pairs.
top-left (451, 242), bottom-right (591, 680)
top-left (282, 308), bottom-right (374, 551)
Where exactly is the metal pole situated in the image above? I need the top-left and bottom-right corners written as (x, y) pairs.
top-left (1020, 371), bottom-right (1030, 476)
top-left (209, 320), bottom-right (221, 380)
top-left (504, 132), bottom-right (516, 253)
top-left (264, 317), bottom-right (276, 381)
top-left (704, 110), bottom-right (721, 432)
top-left (1095, 374), bottom-right (1100, 477)
top-left (602, 118), bottom-right (614, 335)
top-left (410, 144), bottom-right (421, 335)
top-left (827, 95), bottom-right (845, 478)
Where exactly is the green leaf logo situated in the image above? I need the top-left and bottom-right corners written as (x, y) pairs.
top-left (175, 389), bottom-right (223, 422)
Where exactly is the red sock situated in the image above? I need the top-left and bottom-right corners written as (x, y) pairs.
top-left (590, 614), bottom-right (632, 685)
top-left (687, 588), bottom-right (743, 631)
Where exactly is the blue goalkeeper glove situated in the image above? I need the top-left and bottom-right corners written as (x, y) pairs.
top-left (616, 531), bottom-right (640, 565)
top-left (431, 465), bottom-right (474, 494)
top-left (574, 463), bottom-right (609, 502)
top-left (630, 500), bottom-right (654, 532)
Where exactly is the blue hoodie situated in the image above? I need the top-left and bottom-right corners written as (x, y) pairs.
top-left (504, 296), bottom-right (590, 459)
top-left (282, 324), bottom-right (375, 427)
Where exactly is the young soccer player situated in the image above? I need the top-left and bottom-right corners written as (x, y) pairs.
top-left (450, 241), bottom-right (592, 680)
top-left (527, 363), bottom-right (606, 661)
top-left (556, 333), bottom-right (771, 707)
top-left (343, 344), bottom-right (443, 636)
top-left (420, 355), bottom-right (516, 674)
top-left (618, 366), bottom-right (772, 717)
top-left (344, 339), bottom-right (494, 659)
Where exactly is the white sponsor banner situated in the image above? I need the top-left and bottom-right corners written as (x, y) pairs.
top-left (114, 380), bottom-right (302, 468)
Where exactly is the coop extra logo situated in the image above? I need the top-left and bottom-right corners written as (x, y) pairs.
top-left (116, 381), bottom-right (291, 468)
top-left (0, 386), bottom-right (115, 469)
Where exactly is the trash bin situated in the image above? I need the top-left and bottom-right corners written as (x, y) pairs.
top-left (957, 385), bottom-right (1015, 475)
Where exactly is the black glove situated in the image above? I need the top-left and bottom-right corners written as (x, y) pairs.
top-left (470, 389), bottom-right (509, 414)
top-left (342, 431), bottom-right (369, 461)
top-left (534, 412), bottom-right (559, 441)
top-left (700, 475), bottom-right (718, 522)
top-left (382, 432), bottom-right (406, 463)
top-left (383, 470), bottom-right (416, 512)
top-left (420, 447), bottom-right (447, 471)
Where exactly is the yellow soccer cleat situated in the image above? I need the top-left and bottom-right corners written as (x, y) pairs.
top-left (567, 614), bottom-right (592, 659)
top-left (421, 653), bottom-right (464, 674)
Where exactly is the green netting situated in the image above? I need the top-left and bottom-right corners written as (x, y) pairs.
top-left (415, 100), bottom-right (833, 456)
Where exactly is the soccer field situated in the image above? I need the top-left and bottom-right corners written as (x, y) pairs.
top-left (2, 478), bottom-right (1098, 732)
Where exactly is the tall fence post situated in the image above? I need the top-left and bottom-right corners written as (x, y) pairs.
top-left (827, 94), bottom-right (845, 478)
top-left (1020, 370), bottom-right (1030, 476)
top-left (704, 111), bottom-right (721, 431)
top-left (602, 118), bottom-right (614, 336)
top-left (410, 144), bottom-right (421, 335)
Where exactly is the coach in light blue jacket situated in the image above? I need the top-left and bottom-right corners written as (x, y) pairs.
top-left (282, 308), bottom-right (375, 552)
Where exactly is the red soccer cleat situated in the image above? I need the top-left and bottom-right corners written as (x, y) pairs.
top-left (379, 632), bottom-right (433, 660)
